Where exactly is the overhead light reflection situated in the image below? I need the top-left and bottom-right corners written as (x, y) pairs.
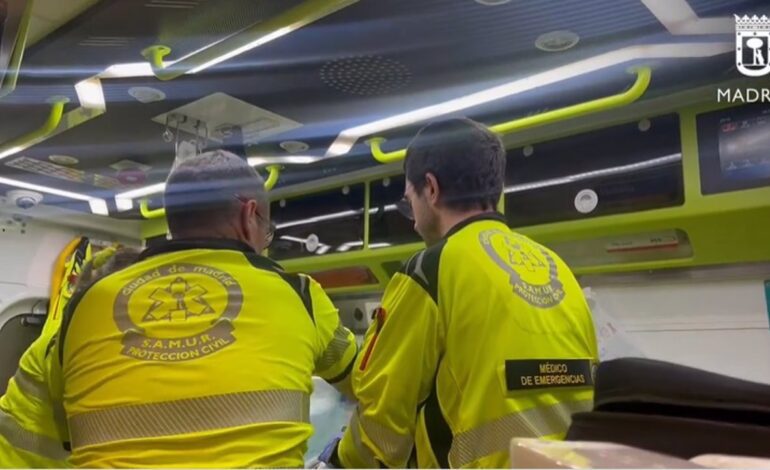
top-left (504, 153), bottom-right (682, 194)
top-left (188, 27), bottom-right (295, 74)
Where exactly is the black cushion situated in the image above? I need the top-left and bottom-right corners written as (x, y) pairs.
top-left (566, 358), bottom-right (770, 459)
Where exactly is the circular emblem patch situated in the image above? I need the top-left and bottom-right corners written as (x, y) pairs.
top-left (113, 263), bottom-right (243, 362)
top-left (479, 229), bottom-right (565, 308)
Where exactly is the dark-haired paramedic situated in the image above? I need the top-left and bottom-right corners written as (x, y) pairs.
top-left (331, 118), bottom-right (598, 468)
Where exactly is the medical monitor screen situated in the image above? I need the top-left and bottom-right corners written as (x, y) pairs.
top-left (699, 103), bottom-right (770, 195)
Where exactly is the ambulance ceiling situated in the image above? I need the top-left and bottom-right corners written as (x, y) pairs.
top-left (0, 0), bottom-right (766, 217)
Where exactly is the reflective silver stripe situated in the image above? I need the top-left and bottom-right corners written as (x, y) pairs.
top-left (12, 368), bottom-right (48, 401)
top-left (449, 400), bottom-right (593, 468)
top-left (316, 322), bottom-right (353, 372)
top-left (0, 409), bottom-right (69, 461)
top-left (69, 389), bottom-right (310, 449)
top-left (348, 409), bottom-right (378, 468)
top-left (347, 407), bottom-right (413, 467)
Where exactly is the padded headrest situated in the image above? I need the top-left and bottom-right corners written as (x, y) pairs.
top-left (594, 358), bottom-right (770, 413)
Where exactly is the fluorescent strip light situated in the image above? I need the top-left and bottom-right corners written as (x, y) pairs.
top-left (276, 209), bottom-right (360, 230)
top-left (326, 42), bottom-right (732, 157)
top-left (280, 235), bottom-right (309, 243)
top-left (274, 204), bottom-right (398, 231)
top-left (115, 197), bottom-right (134, 212)
top-left (0, 176), bottom-right (109, 215)
top-left (504, 153), bottom-right (682, 194)
top-left (247, 155), bottom-right (323, 166)
top-left (88, 199), bottom-right (110, 216)
top-left (337, 241), bottom-right (364, 252)
top-left (115, 182), bottom-right (167, 201)
top-left (100, 62), bottom-right (156, 79)
top-left (642, 0), bottom-right (734, 35)
top-left (0, 146), bottom-right (24, 160)
top-left (337, 241), bottom-right (392, 252)
top-left (75, 77), bottom-right (106, 110)
top-left (188, 27), bottom-right (295, 74)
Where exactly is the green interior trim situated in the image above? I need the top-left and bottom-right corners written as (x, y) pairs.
top-left (0, 0), bottom-right (35, 99)
top-left (140, 216), bottom-right (169, 240)
top-left (264, 164), bottom-right (282, 191)
top-left (140, 0), bottom-right (359, 81)
top-left (368, 67), bottom-right (651, 164)
top-left (0, 97), bottom-right (69, 159)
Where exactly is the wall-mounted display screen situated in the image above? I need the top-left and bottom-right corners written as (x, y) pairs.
top-left (699, 103), bottom-right (770, 195)
top-left (504, 114), bottom-right (684, 227)
top-left (270, 184), bottom-right (365, 260)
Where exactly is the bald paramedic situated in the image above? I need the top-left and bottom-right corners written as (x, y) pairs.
top-left (52, 150), bottom-right (357, 468)
top-left (328, 119), bottom-right (598, 468)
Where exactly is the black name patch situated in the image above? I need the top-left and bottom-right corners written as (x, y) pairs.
top-left (506, 359), bottom-right (594, 391)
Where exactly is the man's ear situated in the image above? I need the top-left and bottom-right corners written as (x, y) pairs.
top-left (424, 173), bottom-right (440, 205)
top-left (239, 200), bottom-right (256, 240)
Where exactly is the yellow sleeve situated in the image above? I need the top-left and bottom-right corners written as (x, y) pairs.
top-left (0, 331), bottom-right (70, 468)
top-left (0, 238), bottom-right (91, 468)
top-left (310, 278), bottom-right (358, 383)
top-left (338, 270), bottom-right (444, 468)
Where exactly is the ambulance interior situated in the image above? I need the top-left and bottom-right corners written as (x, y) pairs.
top-left (1, 0), bottom-right (770, 465)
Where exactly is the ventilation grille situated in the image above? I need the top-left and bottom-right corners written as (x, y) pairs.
top-left (320, 56), bottom-right (412, 96)
top-left (78, 36), bottom-right (134, 48)
top-left (145, 0), bottom-right (201, 9)
top-left (5, 157), bottom-right (120, 189)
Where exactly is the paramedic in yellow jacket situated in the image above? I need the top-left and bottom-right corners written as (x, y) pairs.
top-left (331, 119), bottom-right (599, 468)
top-left (52, 150), bottom-right (357, 468)
top-left (0, 237), bottom-right (91, 468)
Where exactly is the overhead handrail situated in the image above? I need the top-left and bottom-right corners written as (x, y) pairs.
top-left (367, 66), bottom-right (652, 164)
top-left (139, 164), bottom-right (282, 219)
top-left (0, 97), bottom-right (70, 160)
top-left (139, 200), bottom-right (166, 220)
top-left (140, 0), bottom-right (358, 81)
top-left (0, 0), bottom-right (35, 99)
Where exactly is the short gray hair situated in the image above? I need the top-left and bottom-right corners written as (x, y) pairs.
top-left (164, 150), bottom-right (265, 235)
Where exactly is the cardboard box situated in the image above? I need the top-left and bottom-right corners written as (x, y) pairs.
top-left (692, 454), bottom-right (770, 469)
top-left (510, 439), bottom-right (703, 469)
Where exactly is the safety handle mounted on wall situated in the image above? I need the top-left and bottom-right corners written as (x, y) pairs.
top-left (367, 66), bottom-right (652, 164)
top-left (0, 96), bottom-right (70, 160)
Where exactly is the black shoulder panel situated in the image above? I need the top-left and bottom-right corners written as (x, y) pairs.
top-left (420, 380), bottom-right (453, 468)
top-left (398, 240), bottom-right (446, 304)
top-left (58, 280), bottom-right (92, 365)
top-left (245, 253), bottom-right (314, 323)
top-left (56, 237), bottom-right (91, 365)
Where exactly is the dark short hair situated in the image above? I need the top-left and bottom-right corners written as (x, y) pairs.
top-left (164, 150), bottom-right (265, 236)
top-left (404, 118), bottom-right (505, 212)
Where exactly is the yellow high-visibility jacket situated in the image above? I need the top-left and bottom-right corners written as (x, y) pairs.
top-left (337, 213), bottom-right (599, 468)
top-left (0, 237), bottom-right (91, 468)
top-left (52, 238), bottom-right (357, 468)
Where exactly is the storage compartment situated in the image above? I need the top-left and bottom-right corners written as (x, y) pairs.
top-left (504, 114), bottom-right (684, 227)
top-left (270, 184), bottom-right (365, 260)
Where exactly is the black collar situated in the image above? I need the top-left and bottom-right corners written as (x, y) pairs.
top-left (138, 238), bottom-right (281, 270)
top-left (445, 212), bottom-right (507, 239)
